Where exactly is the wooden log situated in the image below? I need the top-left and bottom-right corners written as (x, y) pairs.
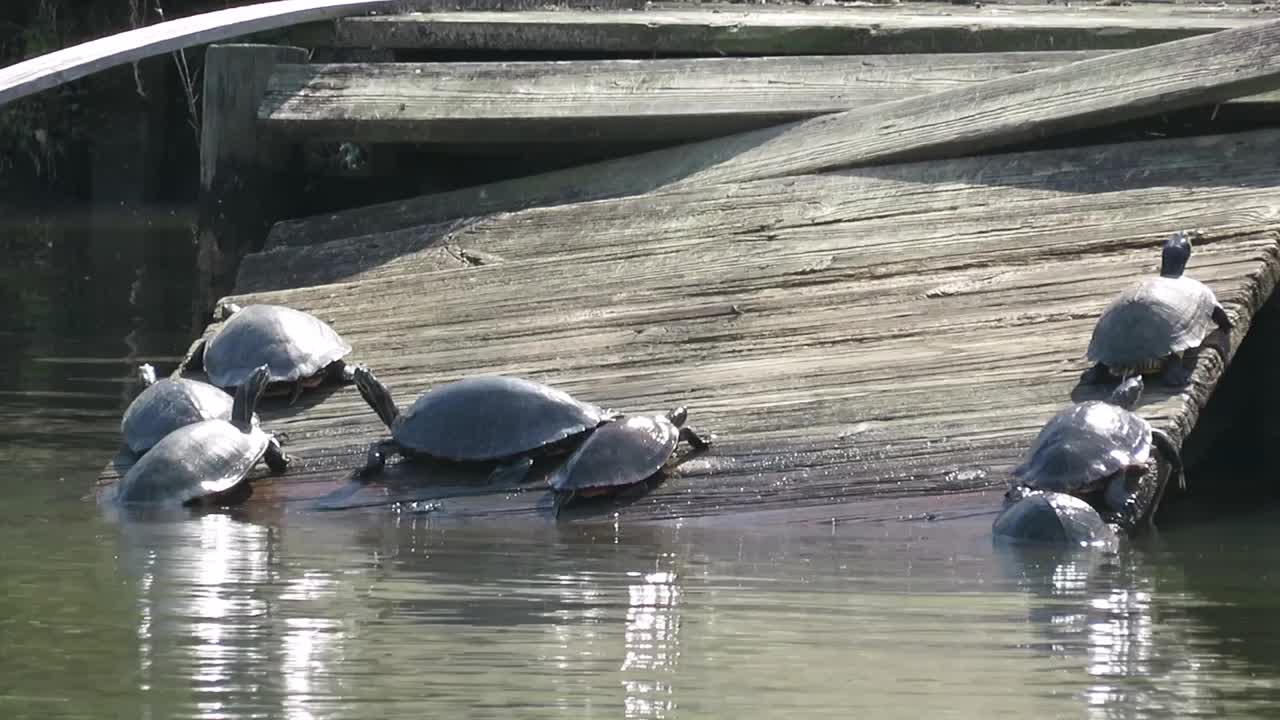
top-left (244, 130), bottom-right (1280, 288)
top-left (259, 52), bottom-right (1105, 144)
top-left (264, 18), bottom-right (1280, 247)
top-left (330, 5), bottom-right (1261, 55)
top-left (196, 44), bottom-right (308, 324)
top-left (0, 0), bottom-right (394, 108)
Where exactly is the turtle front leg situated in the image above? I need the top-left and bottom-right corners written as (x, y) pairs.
top-left (264, 436), bottom-right (291, 473)
top-left (679, 426), bottom-right (713, 451)
top-left (360, 439), bottom-right (399, 477)
top-left (1103, 473), bottom-right (1135, 516)
top-left (287, 380), bottom-right (305, 406)
top-left (334, 361), bottom-right (357, 384)
top-left (553, 489), bottom-right (577, 519)
top-left (489, 455), bottom-right (535, 484)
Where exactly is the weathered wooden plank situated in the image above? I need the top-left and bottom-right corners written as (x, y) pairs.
top-left (264, 20), bottom-right (1280, 248)
top-left (99, 167), bottom-right (1280, 522)
top-left (245, 130), bottom-right (1280, 286)
top-left (196, 44), bottom-right (309, 322)
top-left (332, 5), bottom-right (1262, 55)
top-left (0, 0), bottom-right (395, 108)
top-left (259, 53), bottom-right (1104, 144)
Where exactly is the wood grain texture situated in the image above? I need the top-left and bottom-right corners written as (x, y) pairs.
top-left (0, 0), bottom-right (394, 107)
top-left (258, 53), bottom-right (1105, 143)
top-left (245, 130), bottom-right (1280, 290)
top-left (264, 127), bottom-right (1280, 251)
top-left (264, 21), bottom-right (1280, 248)
top-left (332, 4), bottom-right (1263, 55)
top-left (99, 156), bottom-right (1280, 522)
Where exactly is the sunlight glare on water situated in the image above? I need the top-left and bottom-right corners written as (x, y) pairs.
top-left (4, 210), bottom-right (1280, 719)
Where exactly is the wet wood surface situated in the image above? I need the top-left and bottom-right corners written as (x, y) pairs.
top-left (98, 131), bottom-right (1280, 523)
top-left (259, 53), bottom-right (1103, 144)
top-left (264, 18), bottom-right (1280, 248)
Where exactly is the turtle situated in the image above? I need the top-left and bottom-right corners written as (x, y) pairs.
top-left (1008, 374), bottom-right (1183, 519)
top-left (120, 363), bottom-right (241, 454)
top-left (1084, 231), bottom-right (1233, 386)
top-left (547, 407), bottom-right (711, 514)
top-left (109, 364), bottom-right (289, 506)
top-left (353, 366), bottom-right (617, 483)
top-left (992, 491), bottom-right (1119, 548)
top-left (193, 302), bottom-right (354, 403)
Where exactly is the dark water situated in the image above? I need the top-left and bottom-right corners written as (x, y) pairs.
top-left (5, 210), bottom-right (1280, 719)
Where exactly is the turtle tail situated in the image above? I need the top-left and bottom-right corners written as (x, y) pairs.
top-left (353, 365), bottom-right (400, 428)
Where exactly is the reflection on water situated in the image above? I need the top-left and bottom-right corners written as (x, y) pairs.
top-left (6, 207), bottom-right (1280, 718)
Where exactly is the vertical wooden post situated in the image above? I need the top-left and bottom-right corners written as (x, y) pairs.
top-left (196, 43), bottom-right (307, 322)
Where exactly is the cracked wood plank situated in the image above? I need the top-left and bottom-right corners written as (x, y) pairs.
top-left (259, 52), bottom-right (1104, 144)
top-left (243, 129), bottom-right (1280, 289)
top-left (264, 18), bottom-right (1280, 248)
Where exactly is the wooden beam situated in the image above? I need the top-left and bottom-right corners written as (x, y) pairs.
top-left (331, 4), bottom-right (1261, 55)
top-left (0, 0), bottom-right (394, 107)
top-left (247, 129), bottom-right (1280, 286)
top-left (265, 15), bottom-right (1280, 248)
top-left (259, 52), bottom-right (1105, 144)
top-left (196, 44), bottom-right (308, 323)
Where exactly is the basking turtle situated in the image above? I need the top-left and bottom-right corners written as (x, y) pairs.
top-left (992, 492), bottom-right (1119, 548)
top-left (110, 365), bottom-right (289, 506)
top-left (195, 302), bottom-right (354, 403)
top-left (1009, 375), bottom-right (1183, 517)
top-left (1084, 231), bottom-right (1232, 386)
top-left (353, 366), bottom-right (616, 482)
top-left (120, 363), bottom-right (240, 454)
top-left (547, 407), bottom-right (711, 514)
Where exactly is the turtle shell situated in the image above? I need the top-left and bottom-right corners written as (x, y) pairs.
top-left (112, 419), bottom-right (272, 505)
top-left (203, 304), bottom-right (352, 388)
top-left (392, 376), bottom-right (611, 462)
top-left (1087, 276), bottom-right (1220, 368)
top-left (548, 414), bottom-right (680, 493)
top-left (992, 492), bottom-right (1117, 547)
top-left (120, 377), bottom-right (236, 454)
top-left (1012, 401), bottom-right (1151, 494)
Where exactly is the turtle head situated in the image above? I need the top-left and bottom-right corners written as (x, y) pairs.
top-left (1107, 375), bottom-right (1144, 410)
top-left (353, 365), bottom-right (400, 429)
top-left (1160, 231), bottom-right (1192, 278)
top-left (666, 406), bottom-right (689, 427)
top-left (136, 363), bottom-right (157, 388)
top-left (232, 364), bottom-right (272, 432)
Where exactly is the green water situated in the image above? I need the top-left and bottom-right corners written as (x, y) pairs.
top-left (4, 211), bottom-right (1280, 719)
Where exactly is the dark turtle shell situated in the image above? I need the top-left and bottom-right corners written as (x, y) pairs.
top-left (112, 419), bottom-right (273, 504)
top-left (1087, 276), bottom-right (1221, 369)
top-left (203, 304), bottom-right (351, 388)
top-left (1012, 401), bottom-right (1151, 495)
top-left (548, 414), bottom-right (680, 493)
top-left (120, 376), bottom-right (235, 454)
top-left (392, 375), bottom-right (611, 462)
top-left (992, 492), bottom-right (1118, 547)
